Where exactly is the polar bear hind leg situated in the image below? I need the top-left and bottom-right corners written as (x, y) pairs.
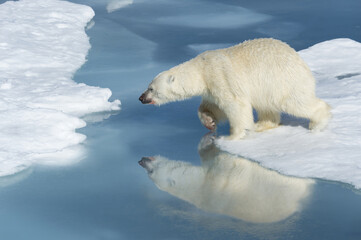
top-left (284, 98), bottom-right (331, 131)
top-left (308, 99), bottom-right (332, 131)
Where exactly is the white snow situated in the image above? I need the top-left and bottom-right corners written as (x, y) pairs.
top-left (217, 38), bottom-right (361, 189)
top-left (0, 0), bottom-right (120, 176)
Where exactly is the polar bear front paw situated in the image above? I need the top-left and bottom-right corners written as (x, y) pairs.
top-left (199, 112), bottom-right (217, 131)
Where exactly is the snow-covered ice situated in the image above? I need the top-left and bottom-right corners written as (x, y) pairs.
top-left (0, 0), bottom-right (120, 176)
top-left (217, 38), bottom-right (361, 189)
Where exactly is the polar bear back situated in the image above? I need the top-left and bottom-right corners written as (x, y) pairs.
top-left (198, 38), bottom-right (315, 110)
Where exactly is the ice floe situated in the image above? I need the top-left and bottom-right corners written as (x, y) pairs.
top-left (0, 0), bottom-right (120, 176)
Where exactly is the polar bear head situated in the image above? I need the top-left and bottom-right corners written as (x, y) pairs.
top-left (139, 71), bottom-right (186, 106)
top-left (139, 60), bottom-right (206, 105)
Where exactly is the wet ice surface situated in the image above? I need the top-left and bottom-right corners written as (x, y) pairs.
top-left (1, 0), bottom-right (361, 239)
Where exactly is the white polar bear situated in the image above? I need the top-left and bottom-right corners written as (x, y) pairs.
top-left (139, 38), bottom-right (331, 140)
top-left (139, 135), bottom-right (314, 223)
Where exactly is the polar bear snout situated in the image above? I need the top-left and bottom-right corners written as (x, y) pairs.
top-left (139, 91), bottom-right (156, 104)
top-left (139, 93), bottom-right (151, 104)
top-left (138, 157), bottom-right (155, 173)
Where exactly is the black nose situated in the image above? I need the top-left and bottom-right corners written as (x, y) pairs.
top-left (139, 94), bottom-right (152, 104)
top-left (138, 157), bottom-right (152, 167)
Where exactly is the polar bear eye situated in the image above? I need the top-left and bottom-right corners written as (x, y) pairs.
top-left (148, 87), bottom-right (153, 92)
top-left (167, 178), bottom-right (176, 186)
top-left (168, 75), bottom-right (175, 83)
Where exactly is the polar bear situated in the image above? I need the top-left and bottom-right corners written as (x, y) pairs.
top-left (139, 38), bottom-right (331, 140)
top-left (139, 135), bottom-right (314, 223)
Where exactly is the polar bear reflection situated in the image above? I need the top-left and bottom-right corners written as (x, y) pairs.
top-left (139, 136), bottom-right (314, 223)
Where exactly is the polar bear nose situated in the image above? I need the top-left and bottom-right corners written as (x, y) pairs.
top-left (139, 157), bottom-right (154, 173)
top-left (139, 93), bottom-right (152, 104)
top-left (138, 157), bottom-right (152, 167)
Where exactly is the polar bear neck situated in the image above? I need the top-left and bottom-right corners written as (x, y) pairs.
top-left (169, 58), bottom-right (207, 98)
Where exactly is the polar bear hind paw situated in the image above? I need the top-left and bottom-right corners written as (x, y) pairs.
top-left (309, 117), bottom-right (330, 132)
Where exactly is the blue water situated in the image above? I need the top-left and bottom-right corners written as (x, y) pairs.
top-left (1, 0), bottom-right (361, 239)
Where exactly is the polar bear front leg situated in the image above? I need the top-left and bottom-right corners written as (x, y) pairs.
top-left (198, 109), bottom-right (216, 131)
top-left (198, 100), bottom-right (226, 131)
top-left (220, 99), bottom-right (254, 140)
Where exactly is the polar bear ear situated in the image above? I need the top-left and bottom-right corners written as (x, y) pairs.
top-left (167, 75), bottom-right (175, 84)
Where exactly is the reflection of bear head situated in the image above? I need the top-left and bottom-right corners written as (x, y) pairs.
top-left (139, 135), bottom-right (314, 223)
top-left (139, 156), bottom-right (198, 191)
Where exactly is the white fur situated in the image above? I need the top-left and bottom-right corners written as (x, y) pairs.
top-left (141, 136), bottom-right (314, 223)
top-left (141, 38), bottom-right (331, 139)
